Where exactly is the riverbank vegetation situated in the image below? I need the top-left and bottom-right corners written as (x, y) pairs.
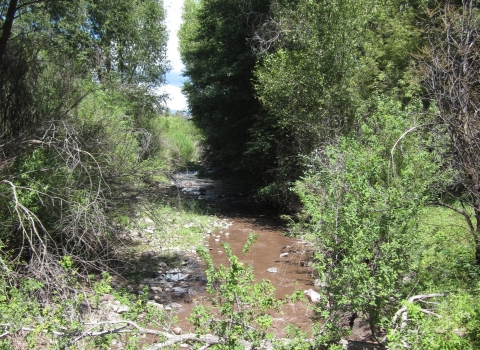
top-left (0, 0), bottom-right (212, 348)
top-left (180, 0), bottom-right (480, 348)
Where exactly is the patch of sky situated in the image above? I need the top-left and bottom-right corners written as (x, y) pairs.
top-left (159, 0), bottom-right (187, 111)
top-left (166, 72), bottom-right (186, 87)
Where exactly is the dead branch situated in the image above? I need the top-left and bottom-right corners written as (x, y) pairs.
top-left (389, 123), bottom-right (434, 179)
top-left (391, 293), bottom-right (446, 348)
top-left (0, 320), bottom-right (294, 350)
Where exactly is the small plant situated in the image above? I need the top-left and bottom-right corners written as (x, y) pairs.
top-left (191, 234), bottom-right (283, 348)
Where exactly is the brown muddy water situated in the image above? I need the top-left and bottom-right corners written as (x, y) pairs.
top-left (172, 171), bottom-right (316, 336)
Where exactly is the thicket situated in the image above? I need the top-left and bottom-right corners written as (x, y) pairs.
top-left (0, 1), bottom-right (203, 346)
top-left (180, 0), bottom-right (480, 348)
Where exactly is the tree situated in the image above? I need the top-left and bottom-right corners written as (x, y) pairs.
top-left (0, 0), bottom-right (168, 139)
top-left (422, 0), bottom-right (480, 263)
top-left (252, 0), bottom-right (424, 205)
top-left (293, 101), bottom-right (438, 343)
top-left (179, 0), bottom-right (281, 188)
top-left (0, 0), bottom-right (169, 303)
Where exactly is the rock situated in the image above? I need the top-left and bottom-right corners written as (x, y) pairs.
top-left (158, 262), bottom-right (167, 268)
top-left (179, 344), bottom-right (189, 348)
top-left (267, 267), bottom-right (278, 273)
top-left (147, 301), bottom-right (164, 311)
top-left (164, 306), bottom-right (172, 311)
top-left (150, 286), bottom-right (162, 293)
top-left (99, 294), bottom-right (115, 302)
top-left (165, 273), bottom-right (189, 282)
top-left (141, 251), bottom-right (153, 258)
top-left (280, 253), bottom-right (289, 258)
top-left (113, 300), bottom-right (120, 306)
top-left (117, 305), bottom-right (130, 314)
top-left (314, 279), bottom-right (327, 288)
top-left (173, 327), bottom-right (182, 335)
top-left (168, 302), bottom-right (182, 309)
top-left (173, 287), bottom-right (187, 297)
top-left (304, 289), bottom-right (321, 304)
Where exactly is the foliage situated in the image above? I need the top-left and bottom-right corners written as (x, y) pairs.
top-left (388, 289), bottom-right (480, 349)
top-left (147, 115), bottom-right (204, 170)
top-left (179, 0), bottom-right (282, 188)
top-left (191, 236), bottom-right (283, 348)
top-left (420, 0), bottom-right (480, 264)
top-left (0, 0), bottom-right (174, 326)
top-left (293, 98), bottom-right (439, 340)
top-left (252, 0), bottom-right (425, 205)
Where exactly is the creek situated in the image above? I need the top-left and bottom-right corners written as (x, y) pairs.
top-left (172, 170), bottom-right (316, 335)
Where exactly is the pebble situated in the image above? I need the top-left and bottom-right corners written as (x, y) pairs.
top-left (117, 305), bottom-right (130, 314)
top-left (147, 301), bottom-right (164, 310)
top-left (173, 327), bottom-right (182, 335)
top-left (280, 253), bottom-right (289, 258)
top-left (267, 267), bottom-right (278, 273)
top-left (169, 302), bottom-right (182, 309)
top-left (164, 306), bottom-right (172, 311)
top-left (179, 344), bottom-right (189, 348)
top-left (150, 286), bottom-right (162, 293)
top-left (99, 294), bottom-right (114, 302)
top-left (173, 287), bottom-right (187, 296)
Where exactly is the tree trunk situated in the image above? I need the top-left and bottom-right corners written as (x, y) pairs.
top-left (475, 195), bottom-right (480, 265)
top-left (0, 0), bottom-right (19, 64)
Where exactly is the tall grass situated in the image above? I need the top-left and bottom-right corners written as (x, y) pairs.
top-left (148, 116), bottom-right (203, 170)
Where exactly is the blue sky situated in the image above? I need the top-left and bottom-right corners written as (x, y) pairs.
top-left (158, 0), bottom-right (187, 111)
